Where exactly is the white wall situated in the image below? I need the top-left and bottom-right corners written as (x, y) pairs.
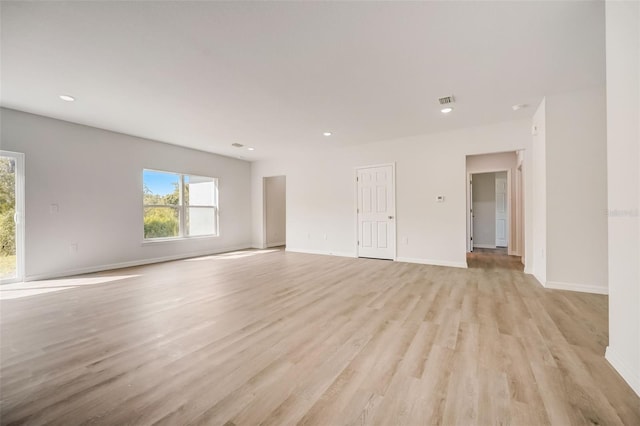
top-left (605, 0), bottom-right (640, 397)
top-left (531, 99), bottom-right (547, 283)
top-left (0, 108), bottom-right (252, 279)
top-left (466, 151), bottom-right (519, 254)
top-left (529, 88), bottom-right (609, 294)
top-left (264, 175), bottom-right (286, 247)
top-left (471, 172), bottom-right (497, 248)
top-left (545, 86), bottom-right (608, 294)
top-left (466, 152), bottom-right (517, 173)
top-left (252, 119), bottom-right (534, 269)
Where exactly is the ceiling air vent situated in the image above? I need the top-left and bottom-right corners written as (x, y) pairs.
top-left (439, 96), bottom-right (455, 105)
top-left (231, 143), bottom-right (244, 148)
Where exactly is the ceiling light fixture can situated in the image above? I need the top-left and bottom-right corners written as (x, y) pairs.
top-left (247, 147), bottom-right (255, 151)
top-left (59, 95), bottom-right (75, 102)
top-left (323, 132), bottom-right (332, 136)
top-left (438, 95), bottom-right (455, 114)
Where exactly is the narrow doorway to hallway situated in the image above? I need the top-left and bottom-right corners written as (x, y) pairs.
top-left (470, 171), bottom-right (508, 250)
top-left (264, 175), bottom-right (286, 248)
top-left (466, 151), bottom-right (524, 270)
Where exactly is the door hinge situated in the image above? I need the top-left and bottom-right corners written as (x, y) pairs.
top-left (471, 236), bottom-right (473, 240)
top-left (357, 208), bottom-right (359, 213)
top-left (357, 240), bottom-right (360, 245)
top-left (356, 176), bottom-right (359, 182)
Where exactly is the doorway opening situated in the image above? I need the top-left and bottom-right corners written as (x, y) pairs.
top-left (470, 171), bottom-right (509, 250)
top-left (263, 175), bottom-right (286, 248)
top-left (1, 150), bottom-right (25, 284)
top-left (466, 151), bottom-right (524, 269)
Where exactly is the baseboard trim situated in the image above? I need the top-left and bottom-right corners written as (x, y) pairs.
top-left (545, 280), bottom-right (608, 295)
top-left (285, 248), bottom-right (357, 258)
top-left (606, 346), bottom-right (640, 397)
top-left (25, 244), bottom-right (252, 281)
top-left (473, 244), bottom-right (496, 249)
top-left (396, 257), bottom-right (468, 269)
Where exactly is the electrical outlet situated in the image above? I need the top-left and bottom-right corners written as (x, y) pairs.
top-left (403, 236), bottom-right (409, 245)
top-left (70, 243), bottom-right (78, 253)
top-left (50, 204), bottom-right (59, 214)
top-left (323, 234), bottom-right (327, 240)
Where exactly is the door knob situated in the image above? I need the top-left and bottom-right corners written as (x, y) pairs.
top-left (388, 216), bottom-right (394, 219)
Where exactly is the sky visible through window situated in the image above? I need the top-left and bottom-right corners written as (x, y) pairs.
top-left (143, 170), bottom-right (178, 195)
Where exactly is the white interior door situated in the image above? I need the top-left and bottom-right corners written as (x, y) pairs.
top-left (495, 172), bottom-right (508, 247)
top-left (357, 165), bottom-right (395, 260)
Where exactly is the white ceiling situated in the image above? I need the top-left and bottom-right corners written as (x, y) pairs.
top-left (0, 1), bottom-right (605, 161)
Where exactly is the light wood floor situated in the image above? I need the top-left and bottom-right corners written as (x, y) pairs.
top-left (467, 248), bottom-right (524, 272)
top-left (1, 249), bottom-right (639, 425)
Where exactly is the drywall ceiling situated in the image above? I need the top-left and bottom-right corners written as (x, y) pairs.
top-left (0, 1), bottom-right (605, 161)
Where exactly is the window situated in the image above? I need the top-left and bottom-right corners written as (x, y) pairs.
top-left (143, 169), bottom-right (218, 240)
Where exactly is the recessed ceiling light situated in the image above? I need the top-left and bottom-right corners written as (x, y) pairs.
top-left (323, 132), bottom-right (332, 137)
top-left (59, 95), bottom-right (75, 102)
top-left (438, 95), bottom-right (455, 114)
top-left (512, 104), bottom-right (528, 111)
top-left (247, 147), bottom-right (255, 151)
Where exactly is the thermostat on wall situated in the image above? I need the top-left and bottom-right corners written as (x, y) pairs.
top-left (436, 195), bottom-right (445, 203)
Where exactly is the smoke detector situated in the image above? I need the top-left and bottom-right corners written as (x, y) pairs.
top-left (439, 95), bottom-right (455, 113)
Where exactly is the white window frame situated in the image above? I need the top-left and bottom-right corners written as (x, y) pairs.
top-left (142, 169), bottom-right (219, 242)
top-left (0, 150), bottom-right (25, 284)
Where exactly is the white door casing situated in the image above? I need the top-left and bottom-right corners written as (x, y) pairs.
top-left (356, 165), bottom-right (395, 260)
top-left (495, 172), bottom-right (508, 247)
top-left (468, 174), bottom-right (474, 252)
